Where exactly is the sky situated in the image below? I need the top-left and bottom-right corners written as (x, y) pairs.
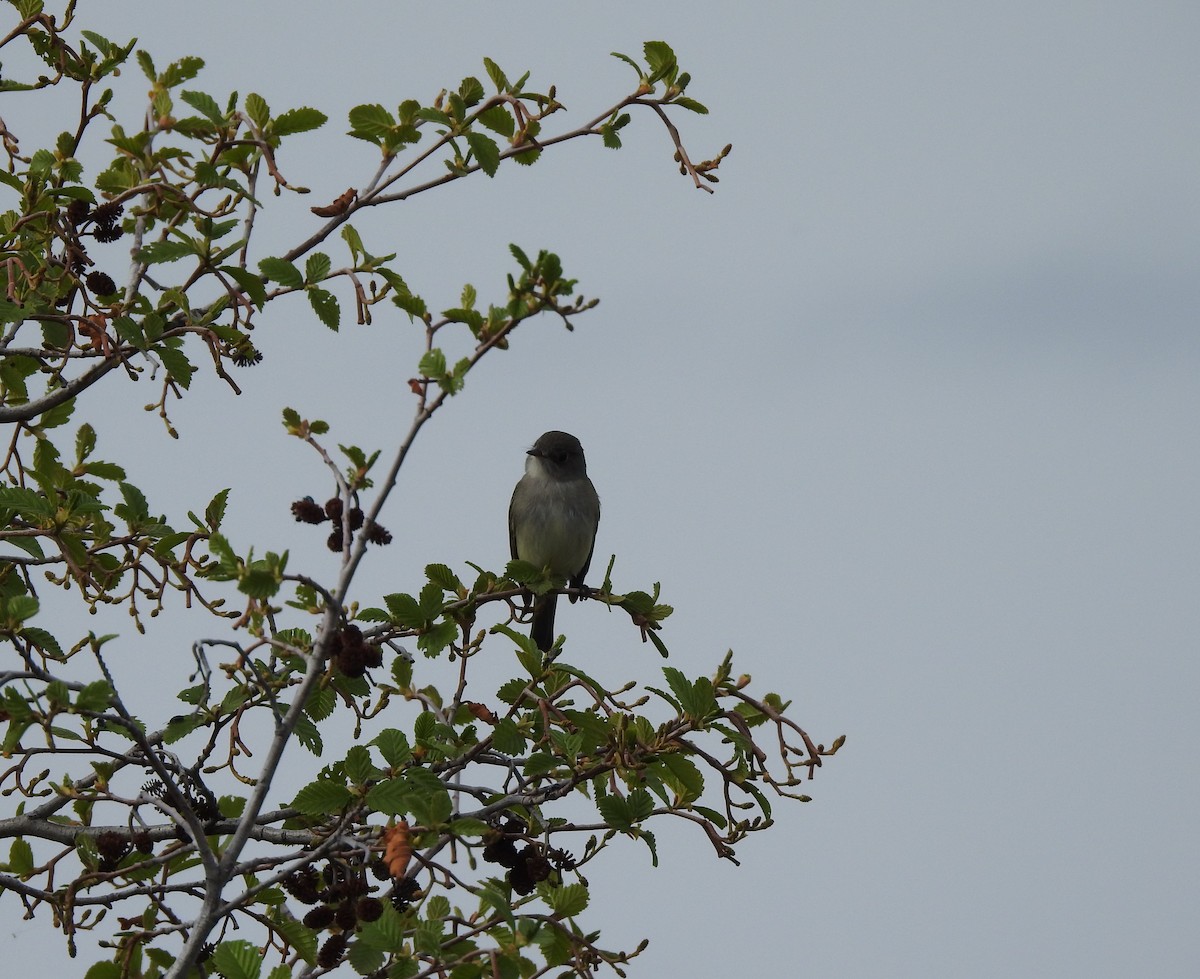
top-left (3, 2), bottom-right (1198, 976)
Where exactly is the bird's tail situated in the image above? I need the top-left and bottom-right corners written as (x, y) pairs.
top-left (530, 592), bottom-right (558, 652)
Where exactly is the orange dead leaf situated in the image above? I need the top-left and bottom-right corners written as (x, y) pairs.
top-left (311, 187), bottom-right (358, 217)
top-left (466, 701), bottom-right (497, 725)
top-left (381, 819), bottom-right (412, 879)
top-left (78, 316), bottom-right (114, 357)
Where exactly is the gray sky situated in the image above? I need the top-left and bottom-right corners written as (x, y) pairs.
top-left (5, 2), bottom-right (1198, 975)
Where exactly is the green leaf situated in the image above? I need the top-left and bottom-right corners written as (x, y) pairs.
top-left (643, 41), bottom-right (677, 83)
top-left (384, 592), bottom-right (424, 628)
top-left (136, 50), bottom-right (156, 82)
top-left (417, 619), bottom-right (457, 658)
top-left (137, 240), bottom-right (196, 264)
top-left (365, 778), bottom-right (408, 816)
top-left (458, 75), bottom-right (485, 106)
top-left (307, 287), bottom-right (339, 330)
top-left (491, 718), bottom-right (526, 755)
top-left (259, 257), bottom-right (303, 288)
top-left (272, 106), bottom-right (328, 136)
top-left (205, 488), bottom-right (229, 530)
top-left (19, 626), bottom-right (61, 658)
top-left (245, 92), bottom-right (270, 128)
top-left (272, 914), bottom-right (317, 965)
top-left (156, 346), bottom-right (195, 389)
top-left (509, 243), bottom-right (532, 271)
top-left (115, 481), bottom-right (149, 525)
top-left (374, 728), bottom-right (412, 768)
top-left (403, 767), bottom-right (453, 827)
top-left (418, 348), bottom-right (446, 380)
top-left (8, 837), bottom-right (34, 875)
top-left (661, 666), bottom-right (690, 711)
top-left (660, 752), bottom-right (704, 805)
top-left (483, 57), bottom-right (509, 92)
top-left (347, 941), bottom-right (385, 976)
top-left (239, 566), bottom-right (279, 599)
top-left (610, 51), bottom-right (643, 78)
top-left (219, 265), bottom-right (268, 309)
top-left (673, 96), bottom-right (708, 114)
top-left (542, 881), bottom-right (589, 917)
top-left (36, 396), bottom-right (74, 430)
top-left (75, 680), bottom-right (114, 713)
top-left (348, 103), bottom-right (396, 141)
top-left (211, 939), bottom-right (262, 979)
top-left (344, 744), bottom-right (375, 784)
top-left (304, 252), bottom-right (331, 283)
top-left (180, 89), bottom-right (224, 122)
top-left (75, 422), bottom-right (97, 463)
top-left (425, 563), bottom-right (462, 592)
top-left (476, 104), bottom-right (515, 138)
top-left (292, 779), bottom-right (353, 816)
top-left (597, 793), bottom-right (633, 831)
top-left (466, 132), bottom-right (500, 177)
top-left (161, 56), bottom-right (204, 89)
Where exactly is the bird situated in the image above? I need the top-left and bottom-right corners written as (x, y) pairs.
top-left (508, 431), bottom-right (601, 651)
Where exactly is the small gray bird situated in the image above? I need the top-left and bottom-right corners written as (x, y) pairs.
top-left (508, 431), bottom-right (601, 651)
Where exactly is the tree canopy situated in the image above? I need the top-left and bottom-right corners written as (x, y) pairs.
top-left (0, 4), bottom-right (840, 976)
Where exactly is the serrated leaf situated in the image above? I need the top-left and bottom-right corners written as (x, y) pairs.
top-left (508, 243), bottom-right (532, 271)
top-left (308, 287), bottom-right (339, 330)
top-left (272, 106), bottom-right (327, 136)
top-left (476, 104), bottom-right (515, 138)
top-left (365, 778), bottom-right (408, 816)
top-left (597, 793), bottom-right (632, 831)
top-left (75, 678), bottom-right (115, 712)
top-left (245, 92), bottom-right (270, 128)
top-left (218, 265), bottom-right (268, 309)
top-left (75, 423), bottom-right (97, 463)
top-left (161, 56), bottom-right (204, 89)
top-left (489, 716), bottom-right (523, 755)
top-left (259, 257), bottom-right (303, 287)
top-left (180, 89), bottom-right (224, 122)
top-left (384, 592), bottom-right (424, 628)
top-left (425, 563), bottom-right (462, 592)
top-left (8, 837), bottom-right (34, 875)
top-left (200, 488), bottom-right (228, 531)
top-left (543, 881), bottom-right (589, 917)
top-left (610, 51), bottom-right (642, 77)
top-left (643, 41), bottom-right (677, 82)
top-left (418, 348), bottom-right (446, 380)
top-left (304, 252), bottom-right (331, 283)
top-left (19, 626), bottom-right (62, 658)
top-left (292, 780), bottom-right (352, 816)
top-left (374, 728), bottom-right (412, 768)
top-left (483, 57), bottom-right (509, 92)
top-left (344, 744), bottom-right (375, 784)
top-left (458, 75), bottom-right (484, 106)
top-left (348, 103), bottom-right (395, 139)
top-left (137, 240), bottom-right (195, 264)
top-left (673, 96), bottom-right (708, 114)
top-left (156, 346), bottom-right (195, 388)
top-left (660, 752), bottom-right (704, 805)
top-left (272, 914), bottom-right (317, 965)
top-left (211, 939), bottom-right (261, 979)
top-left (239, 567), bottom-right (279, 599)
top-left (466, 131), bottom-right (500, 177)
